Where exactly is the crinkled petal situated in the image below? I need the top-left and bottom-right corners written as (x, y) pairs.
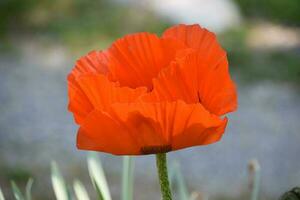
top-left (77, 100), bottom-right (225, 155)
top-left (163, 24), bottom-right (226, 66)
top-left (107, 32), bottom-right (186, 89)
top-left (143, 52), bottom-right (237, 115)
top-left (76, 74), bottom-right (147, 112)
top-left (163, 24), bottom-right (218, 50)
top-left (68, 81), bottom-right (93, 124)
top-left (71, 50), bottom-right (109, 77)
top-left (108, 100), bottom-right (226, 154)
top-left (67, 51), bottom-right (110, 124)
top-left (77, 111), bottom-right (140, 155)
top-left (172, 117), bottom-right (227, 150)
top-left (68, 52), bottom-right (147, 125)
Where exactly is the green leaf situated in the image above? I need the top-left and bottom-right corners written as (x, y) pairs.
top-left (0, 185), bottom-right (5, 200)
top-left (25, 178), bottom-right (33, 200)
top-left (51, 161), bottom-right (69, 200)
top-left (87, 152), bottom-right (111, 200)
top-left (122, 156), bottom-right (134, 200)
top-left (11, 181), bottom-right (24, 200)
top-left (73, 180), bottom-right (90, 200)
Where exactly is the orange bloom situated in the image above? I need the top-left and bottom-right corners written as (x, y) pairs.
top-left (67, 24), bottom-right (237, 155)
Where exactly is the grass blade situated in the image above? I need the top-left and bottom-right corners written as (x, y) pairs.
top-left (73, 180), bottom-right (90, 200)
top-left (87, 152), bottom-right (111, 200)
top-left (170, 162), bottom-right (189, 200)
top-left (0, 186), bottom-right (5, 200)
top-left (25, 178), bottom-right (33, 200)
top-left (168, 163), bottom-right (176, 187)
top-left (51, 161), bottom-right (69, 200)
top-left (11, 181), bottom-right (24, 200)
top-left (122, 156), bottom-right (134, 200)
top-left (67, 185), bottom-right (74, 200)
top-left (248, 159), bottom-right (261, 200)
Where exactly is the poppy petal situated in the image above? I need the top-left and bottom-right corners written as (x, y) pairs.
top-left (143, 52), bottom-right (237, 115)
top-left (162, 24), bottom-right (226, 66)
top-left (67, 51), bottom-right (110, 124)
top-left (109, 103), bottom-right (168, 153)
top-left (107, 32), bottom-right (186, 89)
top-left (172, 117), bottom-right (227, 150)
top-left (163, 24), bottom-right (218, 49)
top-left (71, 50), bottom-right (109, 77)
top-left (109, 100), bottom-right (226, 154)
top-left (76, 74), bottom-right (147, 112)
top-left (77, 111), bottom-right (140, 155)
top-left (68, 81), bottom-right (93, 124)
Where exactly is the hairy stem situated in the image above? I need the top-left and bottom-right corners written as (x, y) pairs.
top-left (156, 153), bottom-right (172, 200)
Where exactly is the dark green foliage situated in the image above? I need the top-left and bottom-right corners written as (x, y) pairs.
top-left (1, 167), bottom-right (32, 183)
top-left (234, 0), bottom-right (300, 25)
top-left (279, 187), bottom-right (300, 200)
top-left (0, 0), bottom-right (34, 36)
top-left (0, 0), bottom-right (171, 44)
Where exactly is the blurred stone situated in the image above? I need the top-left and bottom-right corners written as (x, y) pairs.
top-left (247, 22), bottom-right (300, 50)
top-left (149, 0), bottom-right (241, 33)
top-left (116, 0), bottom-right (241, 33)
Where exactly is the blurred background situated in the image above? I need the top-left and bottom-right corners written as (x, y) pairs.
top-left (0, 0), bottom-right (300, 199)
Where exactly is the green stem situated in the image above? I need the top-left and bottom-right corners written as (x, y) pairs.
top-left (156, 153), bottom-right (172, 200)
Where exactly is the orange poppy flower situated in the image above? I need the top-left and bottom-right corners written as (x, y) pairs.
top-left (67, 24), bottom-right (237, 155)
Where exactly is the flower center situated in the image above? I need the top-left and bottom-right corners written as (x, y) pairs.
top-left (141, 145), bottom-right (172, 155)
